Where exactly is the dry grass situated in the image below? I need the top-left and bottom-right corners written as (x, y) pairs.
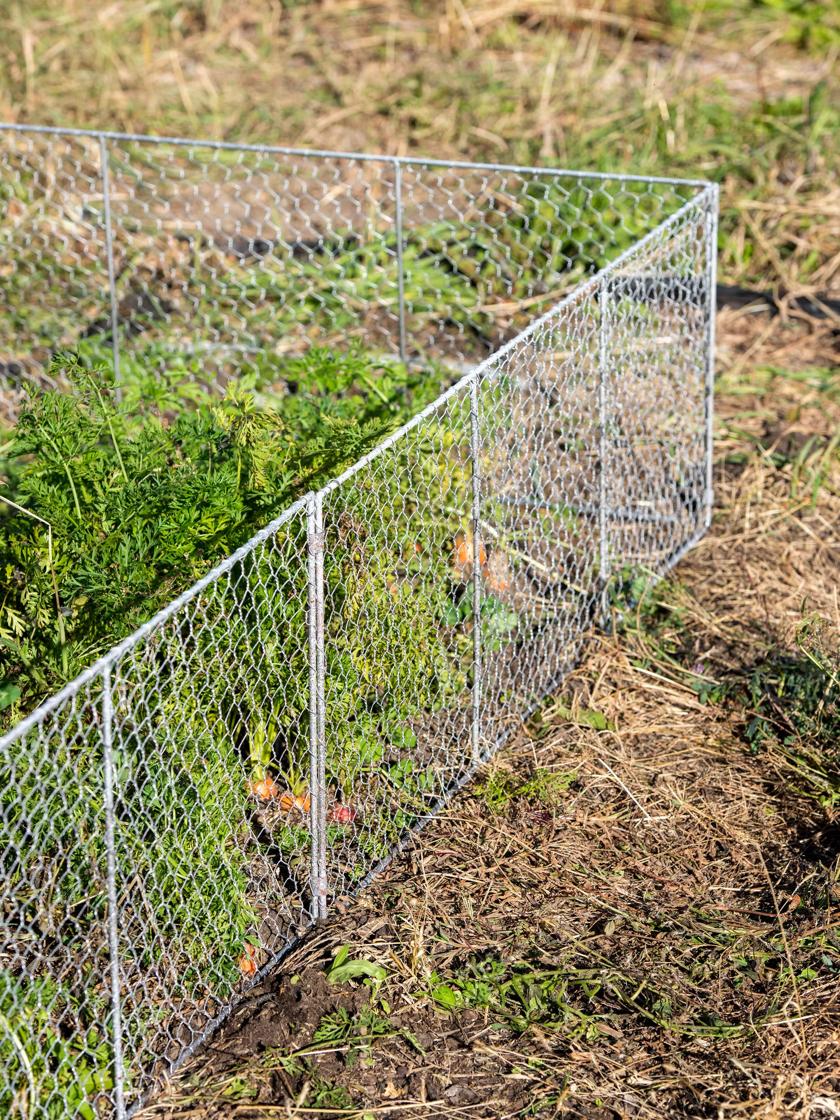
top-left (138, 310), bottom-right (839, 1118)
top-left (2, 1), bottom-right (835, 139)
top-left (1, 2), bottom-right (838, 295)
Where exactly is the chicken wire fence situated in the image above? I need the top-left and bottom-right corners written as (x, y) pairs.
top-left (0, 123), bottom-right (718, 1119)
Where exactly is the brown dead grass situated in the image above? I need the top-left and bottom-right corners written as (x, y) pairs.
top-left (2, 1), bottom-right (835, 142)
top-left (138, 312), bottom-right (840, 1119)
top-left (2, 2), bottom-right (838, 296)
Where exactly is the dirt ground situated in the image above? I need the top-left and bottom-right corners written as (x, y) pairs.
top-left (136, 307), bottom-right (839, 1119)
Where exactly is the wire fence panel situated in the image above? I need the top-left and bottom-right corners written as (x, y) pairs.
top-left (475, 192), bottom-right (713, 751)
top-left (398, 163), bottom-right (698, 366)
top-left (477, 288), bottom-right (604, 749)
top-left (107, 500), bottom-right (312, 1109)
top-left (0, 130), bottom-right (113, 422)
top-left (1, 126), bottom-right (710, 422)
top-left (602, 196), bottom-right (713, 572)
top-left (0, 498), bottom-right (313, 1118)
top-left (0, 123), bottom-right (717, 1119)
top-left (318, 384), bottom-right (477, 902)
top-left (0, 677), bottom-right (120, 1120)
top-left (104, 144), bottom-right (401, 389)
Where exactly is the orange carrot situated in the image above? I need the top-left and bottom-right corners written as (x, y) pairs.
top-left (249, 773), bottom-right (280, 801)
top-left (452, 530), bottom-right (486, 578)
top-left (238, 943), bottom-right (258, 977)
top-left (279, 791), bottom-right (311, 813)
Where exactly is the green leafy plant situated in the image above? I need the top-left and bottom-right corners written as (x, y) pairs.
top-left (326, 946), bottom-right (387, 987)
top-left (478, 766), bottom-right (577, 814)
top-left (313, 1005), bottom-right (393, 1047)
top-left (546, 701), bottom-right (614, 732)
top-left (0, 976), bottom-right (113, 1120)
top-left (0, 349), bottom-right (428, 722)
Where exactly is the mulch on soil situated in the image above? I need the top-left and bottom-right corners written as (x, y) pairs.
top-left (137, 310), bottom-right (839, 1120)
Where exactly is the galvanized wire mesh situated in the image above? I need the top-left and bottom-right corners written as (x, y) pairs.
top-left (1, 126), bottom-right (703, 415)
top-left (0, 123), bottom-right (717, 1118)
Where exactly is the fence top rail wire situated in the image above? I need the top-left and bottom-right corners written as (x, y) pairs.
top-left (0, 154), bottom-right (715, 753)
top-left (0, 120), bottom-right (711, 189)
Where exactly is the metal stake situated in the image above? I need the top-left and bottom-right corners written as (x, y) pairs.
top-left (99, 135), bottom-right (122, 400)
top-left (307, 493), bottom-right (328, 920)
top-left (469, 373), bottom-right (483, 764)
top-left (394, 159), bottom-right (408, 365)
top-left (598, 277), bottom-right (610, 628)
top-left (102, 664), bottom-right (127, 1120)
top-left (704, 184), bottom-right (719, 531)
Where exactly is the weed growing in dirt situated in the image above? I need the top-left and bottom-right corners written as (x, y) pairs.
top-left (326, 947), bottom-right (387, 988)
top-left (428, 924), bottom-right (840, 1043)
top-left (478, 766), bottom-right (577, 813)
top-left (428, 955), bottom-right (687, 1041)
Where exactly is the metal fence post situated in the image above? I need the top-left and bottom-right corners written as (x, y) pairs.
top-left (598, 276), bottom-right (611, 628)
top-left (469, 373), bottom-right (483, 765)
top-left (704, 184), bottom-right (719, 531)
top-left (102, 663), bottom-right (127, 1120)
top-left (394, 158), bottom-right (408, 365)
top-left (98, 135), bottom-right (122, 400)
top-left (307, 493), bottom-right (328, 920)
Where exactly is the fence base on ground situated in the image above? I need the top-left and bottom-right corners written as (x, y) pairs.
top-left (0, 124), bottom-right (717, 1120)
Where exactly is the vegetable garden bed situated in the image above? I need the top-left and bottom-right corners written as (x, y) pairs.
top-left (0, 125), bottom-right (717, 1119)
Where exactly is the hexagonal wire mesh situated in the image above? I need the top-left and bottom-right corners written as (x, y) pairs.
top-left (0, 123), bottom-right (717, 1118)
